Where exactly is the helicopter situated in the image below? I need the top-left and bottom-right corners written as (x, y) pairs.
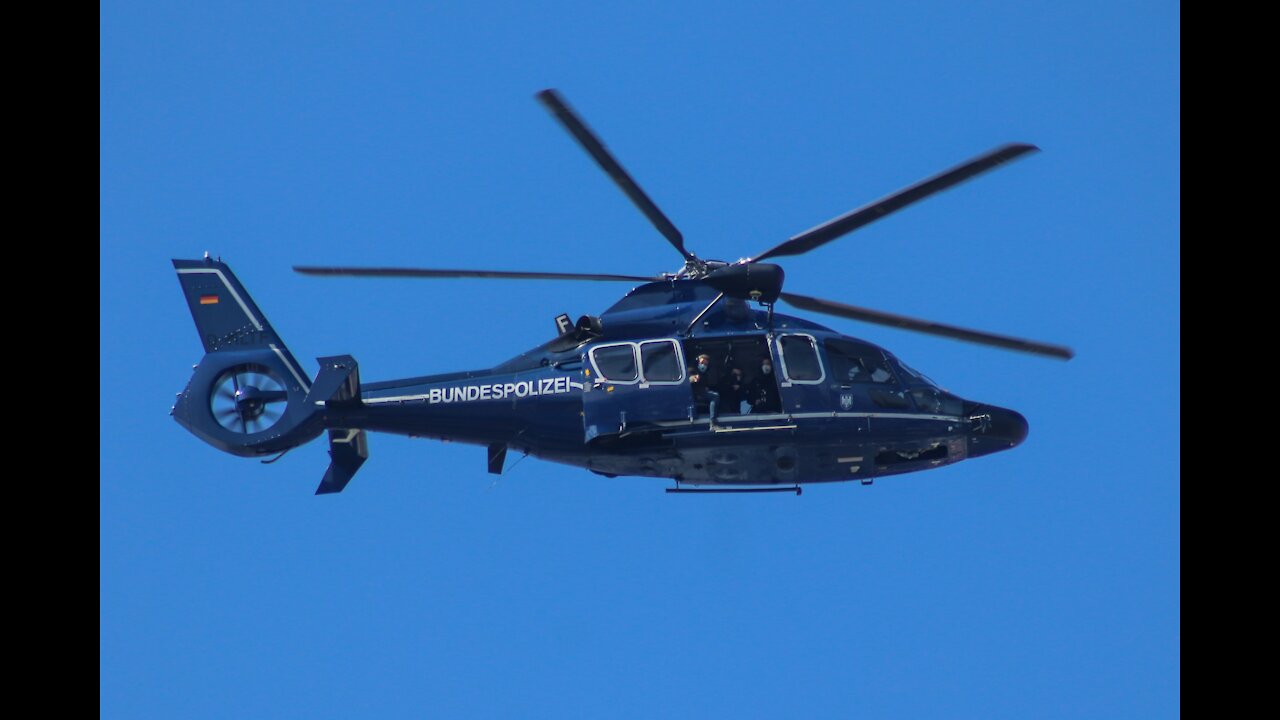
top-left (171, 89), bottom-right (1072, 495)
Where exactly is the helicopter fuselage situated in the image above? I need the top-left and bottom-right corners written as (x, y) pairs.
top-left (319, 280), bottom-right (1028, 486)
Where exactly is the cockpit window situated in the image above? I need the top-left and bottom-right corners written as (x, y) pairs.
top-left (825, 339), bottom-right (897, 385)
top-left (870, 388), bottom-right (912, 409)
top-left (590, 344), bottom-right (638, 382)
top-left (779, 334), bottom-right (824, 382)
top-left (910, 388), bottom-right (965, 416)
top-left (892, 356), bottom-right (941, 389)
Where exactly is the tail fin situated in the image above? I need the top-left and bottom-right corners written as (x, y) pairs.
top-left (172, 257), bottom-right (311, 388)
top-left (171, 257), bottom-right (323, 458)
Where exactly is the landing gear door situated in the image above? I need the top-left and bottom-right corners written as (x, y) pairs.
top-left (582, 339), bottom-right (690, 442)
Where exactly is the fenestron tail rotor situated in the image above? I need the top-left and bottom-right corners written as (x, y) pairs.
top-left (210, 365), bottom-right (289, 435)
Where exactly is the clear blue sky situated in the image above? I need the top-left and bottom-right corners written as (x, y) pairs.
top-left (101, 2), bottom-right (1179, 717)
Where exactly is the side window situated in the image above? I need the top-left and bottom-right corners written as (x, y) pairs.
top-left (640, 340), bottom-right (682, 383)
top-left (590, 344), bottom-right (638, 382)
top-left (826, 339), bottom-right (897, 385)
top-left (779, 334), bottom-right (824, 383)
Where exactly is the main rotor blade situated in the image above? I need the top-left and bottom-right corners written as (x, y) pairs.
top-left (294, 266), bottom-right (664, 283)
top-left (754, 144), bottom-right (1039, 262)
top-left (779, 291), bottom-right (1074, 360)
top-left (536, 89), bottom-right (694, 263)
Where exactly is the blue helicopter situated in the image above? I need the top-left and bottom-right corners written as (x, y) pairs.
top-left (171, 89), bottom-right (1072, 495)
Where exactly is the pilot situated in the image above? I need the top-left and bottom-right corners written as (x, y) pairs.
top-left (846, 360), bottom-right (866, 383)
top-left (848, 357), bottom-right (892, 384)
top-left (688, 353), bottom-right (721, 421)
top-left (870, 364), bottom-right (892, 383)
top-left (746, 357), bottom-right (781, 413)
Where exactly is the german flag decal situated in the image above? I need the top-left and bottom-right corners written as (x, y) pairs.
top-left (199, 294), bottom-right (219, 305)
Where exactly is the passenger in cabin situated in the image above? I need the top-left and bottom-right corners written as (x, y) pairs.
top-left (688, 353), bottom-right (721, 421)
top-left (746, 357), bottom-right (781, 413)
top-left (718, 365), bottom-right (747, 414)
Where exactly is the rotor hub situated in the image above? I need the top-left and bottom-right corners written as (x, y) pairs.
top-left (211, 366), bottom-right (289, 435)
top-left (234, 386), bottom-right (268, 419)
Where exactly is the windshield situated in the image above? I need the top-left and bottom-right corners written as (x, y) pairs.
top-left (889, 355), bottom-right (941, 389)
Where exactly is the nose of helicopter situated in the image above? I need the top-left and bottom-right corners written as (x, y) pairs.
top-left (966, 403), bottom-right (1029, 457)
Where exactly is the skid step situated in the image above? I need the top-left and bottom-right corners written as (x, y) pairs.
top-left (666, 484), bottom-right (802, 496)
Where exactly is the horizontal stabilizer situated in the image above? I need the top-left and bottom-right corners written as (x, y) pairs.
top-left (316, 428), bottom-right (368, 494)
top-left (306, 355), bottom-right (362, 406)
top-left (487, 443), bottom-right (508, 475)
top-left (309, 357), bottom-right (368, 493)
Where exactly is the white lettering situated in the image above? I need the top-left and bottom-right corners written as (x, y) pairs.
top-left (423, 376), bottom-right (578, 404)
